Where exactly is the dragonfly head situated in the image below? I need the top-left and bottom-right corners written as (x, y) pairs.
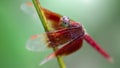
top-left (60, 16), bottom-right (70, 28)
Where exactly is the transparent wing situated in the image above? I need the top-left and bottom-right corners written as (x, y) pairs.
top-left (20, 2), bottom-right (66, 30)
top-left (26, 34), bottom-right (50, 52)
top-left (26, 26), bottom-right (83, 52)
top-left (20, 2), bottom-right (39, 23)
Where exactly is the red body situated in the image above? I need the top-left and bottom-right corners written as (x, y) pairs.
top-left (42, 8), bottom-right (113, 63)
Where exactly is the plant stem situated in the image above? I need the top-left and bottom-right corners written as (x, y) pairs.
top-left (32, 0), bottom-right (66, 68)
top-left (32, 0), bottom-right (48, 31)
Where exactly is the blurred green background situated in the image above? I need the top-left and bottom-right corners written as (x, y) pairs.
top-left (0, 0), bottom-right (120, 68)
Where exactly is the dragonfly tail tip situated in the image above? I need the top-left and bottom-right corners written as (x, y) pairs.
top-left (107, 57), bottom-right (114, 64)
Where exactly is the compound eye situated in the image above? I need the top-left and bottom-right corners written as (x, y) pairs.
top-left (62, 16), bottom-right (70, 23)
top-left (61, 16), bottom-right (70, 27)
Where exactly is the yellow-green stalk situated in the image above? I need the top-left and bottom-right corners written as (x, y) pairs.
top-left (32, 0), bottom-right (66, 68)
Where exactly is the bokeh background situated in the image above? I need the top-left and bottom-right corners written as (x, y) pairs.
top-left (0, 0), bottom-right (120, 68)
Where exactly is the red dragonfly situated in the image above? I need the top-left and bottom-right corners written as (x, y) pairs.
top-left (21, 2), bottom-right (113, 65)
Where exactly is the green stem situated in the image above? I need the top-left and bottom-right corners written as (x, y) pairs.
top-left (32, 0), bottom-right (66, 68)
top-left (32, 0), bottom-right (48, 31)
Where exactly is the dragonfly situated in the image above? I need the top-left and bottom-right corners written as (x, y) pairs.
top-left (21, 2), bottom-right (113, 65)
